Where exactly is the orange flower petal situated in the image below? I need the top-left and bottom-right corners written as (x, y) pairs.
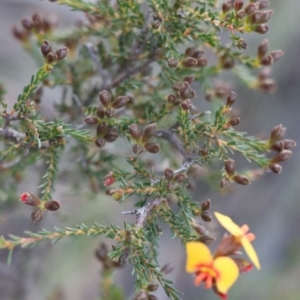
top-left (240, 236), bottom-right (261, 269)
top-left (214, 257), bottom-right (239, 294)
top-left (214, 212), bottom-right (244, 237)
top-left (186, 242), bottom-right (213, 273)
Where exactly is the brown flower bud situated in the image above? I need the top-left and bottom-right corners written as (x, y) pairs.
top-left (31, 209), bottom-right (43, 223)
top-left (167, 94), bottom-right (177, 104)
top-left (96, 122), bottom-right (108, 137)
top-left (128, 124), bottom-right (141, 141)
top-left (259, 78), bottom-right (276, 92)
top-left (179, 81), bottom-right (193, 100)
top-left (95, 138), bottom-right (106, 148)
top-left (271, 141), bottom-right (284, 152)
top-left (144, 142), bottom-right (160, 154)
top-left (151, 20), bottom-right (161, 29)
top-left (96, 107), bottom-right (105, 118)
top-left (245, 4), bottom-right (257, 15)
top-left (259, 0), bottom-right (269, 9)
top-left (160, 263), bottom-right (174, 274)
top-left (172, 82), bottom-right (182, 91)
top-left (271, 150), bottom-right (292, 163)
top-left (147, 283), bottom-right (159, 292)
top-left (233, 174), bottom-right (250, 185)
top-left (237, 39), bottom-right (247, 49)
top-left (183, 74), bottom-right (196, 84)
top-left (269, 50), bottom-right (284, 63)
top-left (182, 57), bottom-right (198, 68)
top-left (185, 47), bottom-right (195, 57)
top-left (200, 147), bottom-right (209, 157)
top-left (198, 235), bottom-right (215, 245)
top-left (197, 58), bottom-right (208, 68)
top-left (257, 39), bottom-right (269, 59)
top-left (104, 131), bottom-right (119, 142)
top-left (200, 199), bottom-right (211, 211)
top-left (251, 11), bottom-right (262, 23)
top-left (148, 295), bottom-right (158, 300)
top-left (225, 159), bottom-right (236, 176)
top-left (44, 200), bottom-right (60, 211)
top-left (45, 52), bottom-right (57, 64)
top-left (201, 211), bottom-right (212, 222)
top-left (220, 177), bottom-right (230, 189)
top-left (192, 50), bottom-right (204, 60)
top-left (141, 123), bottom-right (157, 143)
top-left (258, 67), bottom-right (271, 80)
top-left (260, 55), bottom-right (273, 66)
top-left (22, 19), bottom-right (33, 30)
top-left (269, 124), bottom-right (286, 143)
top-left (134, 290), bottom-right (148, 300)
top-left (164, 168), bottom-right (174, 181)
top-left (99, 90), bottom-right (111, 107)
top-left (132, 144), bottom-right (144, 155)
top-left (32, 12), bottom-right (42, 28)
top-left (192, 223), bottom-right (209, 236)
top-left (282, 139), bottom-right (297, 149)
top-left (174, 173), bottom-right (186, 183)
top-left (222, 1), bottom-right (232, 13)
top-left (95, 243), bottom-right (108, 262)
top-left (228, 117), bottom-right (240, 127)
top-left (221, 56), bottom-right (235, 69)
top-left (255, 24), bottom-right (269, 34)
top-left (167, 58), bottom-right (179, 68)
top-left (261, 10), bottom-right (273, 23)
top-left (236, 11), bottom-right (246, 19)
top-left (55, 47), bottom-right (68, 61)
top-left (269, 163), bottom-right (282, 174)
top-left (234, 0), bottom-right (244, 11)
top-left (12, 27), bottom-right (28, 42)
top-left (84, 116), bottom-right (98, 125)
top-left (112, 96), bottom-right (129, 109)
top-left (20, 192), bottom-right (41, 206)
top-left (105, 108), bottom-right (116, 118)
top-left (226, 91), bottom-right (237, 106)
top-left (181, 99), bottom-right (192, 111)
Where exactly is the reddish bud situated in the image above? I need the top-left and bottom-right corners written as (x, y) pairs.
top-left (259, 0), bottom-right (269, 9)
top-left (99, 90), bottom-right (111, 107)
top-left (245, 4), bottom-right (257, 15)
top-left (44, 200), bottom-right (60, 211)
top-left (147, 283), bottom-right (159, 292)
top-left (228, 117), bottom-right (240, 127)
top-left (55, 47), bottom-right (68, 61)
top-left (104, 131), bottom-right (119, 142)
top-left (282, 139), bottom-right (297, 149)
top-left (144, 142), bottom-right (160, 154)
top-left (269, 124), bottom-right (286, 143)
top-left (255, 24), bottom-right (269, 34)
top-left (96, 122), bottom-right (108, 137)
top-left (103, 172), bottom-right (115, 186)
top-left (192, 50), bottom-right (204, 60)
top-left (132, 144), bottom-right (144, 155)
top-left (128, 124), bottom-right (142, 140)
top-left (197, 58), bottom-right (208, 68)
top-left (201, 211), bottom-right (213, 222)
top-left (31, 210), bottom-right (43, 223)
top-left (167, 58), bottom-right (179, 68)
top-left (185, 47), bottom-right (196, 57)
top-left (160, 263), bottom-right (174, 274)
top-left (251, 11), bottom-right (262, 23)
top-left (260, 55), bottom-right (273, 66)
top-left (183, 74), bottom-right (196, 84)
top-left (261, 10), bottom-right (273, 23)
top-left (84, 116), bottom-right (98, 125)
top-left (182, 57), bottom-right (198, 68)
top-left (164, 168), bottom-right (174, 181)
top-left (141, 123), bottom-right (157, 143)
top-left (95, 138), bottom-right (106, 148)
top-left (259, 78), bottom-right (276, 93)
top-left (181, 99), bottom-right (192, 110)
top-left (222, 1), bottom-right (232, 13)
top-left (45, 52), bottom-right (57, 64)
top-left (112, 96), bottom-right (129, 109)
top-left (174, 173), bottom-right (186, 183)
top-left (172, 82), bottom-right (182, 91)
top-left (233, 174), bottom-right (250, 185)
top-left (271, 141), bottom-right (284, 152)
top-left (269, 50), bottom-right (284, 63)
top-left (96, 107), bottom-right (105, 118)
top-left (226, 91), bottom-right (237, 106)
top-left (271, 150), bottom-right (292, 163)
top-left (105, 108), bottom-right (116, 118)
top-left (269, 163), bottom-right (282, 174)
top-left (22, 19), bottom-right (33, 30)
top-left (179, 81), bottom-right (194, 100)
top-left (200, 199), bottom-right (211, 211)
top-left (167, 94), bottom-right (177, 104)
top-left (234, 0), bottom-right (244, 11)
top-left (20, 192), bottom-right (41, 206)
top-left (225, 159), bottom-right (236, 176)
top-left (258, 39), bottom-right (269, 59)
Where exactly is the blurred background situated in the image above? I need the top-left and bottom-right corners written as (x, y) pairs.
top-left (0, 1), bottom-right (300, 299)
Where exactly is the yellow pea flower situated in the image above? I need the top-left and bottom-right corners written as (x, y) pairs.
top-left (186, 242), bottom-right (239, 298)
top-left (214, 212), bottom-right (261, 269)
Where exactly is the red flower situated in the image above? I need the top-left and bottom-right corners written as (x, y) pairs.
top-left (103, 172), bottom-right (115, 186)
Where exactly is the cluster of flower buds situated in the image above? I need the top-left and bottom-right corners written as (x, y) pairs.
top-left (95, 243), bottom-right (122, 270)
top-left (256, 67), bottom-right (276, 92)
top-left (103, 171), bottom-right (116, 187)
top-left (13, 12), bottom-right (55, 43)
top-left (168, 76), bottom-right (197, 110)
top-left (41, 40), bottom-right (68, 69)
top-left (205, 81), bottom-right (232, 102)
top-left (20, 192), bottom-right (60, 222)
top-left (222, 0), bottom-right (272, 34)
top-left (267, 124), bottom-right (296, 174)
top-left (257, 39), bottom-right (284, 66)
top-left (220, 158), bottom-right (251, 188)
top-left (128, 123), bottom-right (160, 154)
top-left (164, 168), bottom-right (187, 190)
top-left (183, 47), bottom-right (208, 68)
top-left (192, 221), bottom-right (215, 245)
top-left (84, 90), bottom-right (129, 148)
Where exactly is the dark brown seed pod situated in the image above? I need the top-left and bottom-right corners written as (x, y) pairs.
top-left (192, 50), bottom-right (204, 60)
top-left (258, 39), bottom-right (269, 59)
top-left (141, 123), bottom-right (157, 143)
top-left (112, 96), bottom-right (129, 109)
top-left (222, 1), bottom-right (232, 13)
top-left (197, 58), bottom-right (208, 68)
top-left (96, 107), bottom-right (106, 119)
top-left (228, 117), bottom-right (240, 127)
top-left (233, 174), bottom-right (250, 185)
top-left (226, 91), bottom-right (237, 106)
top-left (132, 144), bottom-right (144, 155)
top-left (269, 124), bottom-right (286, 143)
top-left (105, 108), bottom-right (116, 118)
top-left (234, 0), bottom-right (244, 11)
top-left (20, 192), bottom-right (41, 206)
top-left (200, 199), bottom-right (211, 211)
top-left (164, 168), bottom-right (174, 181)
top-left (103, 131), bottom-right (119, 143)
top-left (31, 209), bottom-right (43, 223)
top-left (271, 141), bottom-right (284, 152)
top-left (185, 47), bottom-right (196, 57)
top-left (167, 58), bottom-right (179, 68)
top-left (99, 90), bottom-right (111, 107)
top-left (96, 122), bottom-right (108, 137)
top-left (167, 94), bottom-right (177, 104)
top-left (269, 163), bottom-right (282, 174)
top-left (225, 159), bottom-right (236, 176)
top-left (84, 116), bottom-right (98, 125)
top-left (128, 124), bottom-right (142, 140)
top-left (45, 52), bottom-right (57, 64)
top-left (95, 138), bottom-right (106, 148)
top-left (147, 283), bottom-right (159, 292)
top-left (201, 211), bottom-right (213, 222)
top-left (55, 47), bottom-right (68, 61)
top-left (174, 173), bottom-right (186, 183)
top-left (182, 57), bottom-right (198, 68)
top-left (271, 150), bottom-right (292, 163)
top-left (255, 24), bottom-right (269, 34)
top-left (44, 200), bottom-right (60, 211)
top-left (144, 142), bottom-right (160, 154)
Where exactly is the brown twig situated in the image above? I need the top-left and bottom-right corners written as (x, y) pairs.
top-left (0, 127), bottom-right (25, 143)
